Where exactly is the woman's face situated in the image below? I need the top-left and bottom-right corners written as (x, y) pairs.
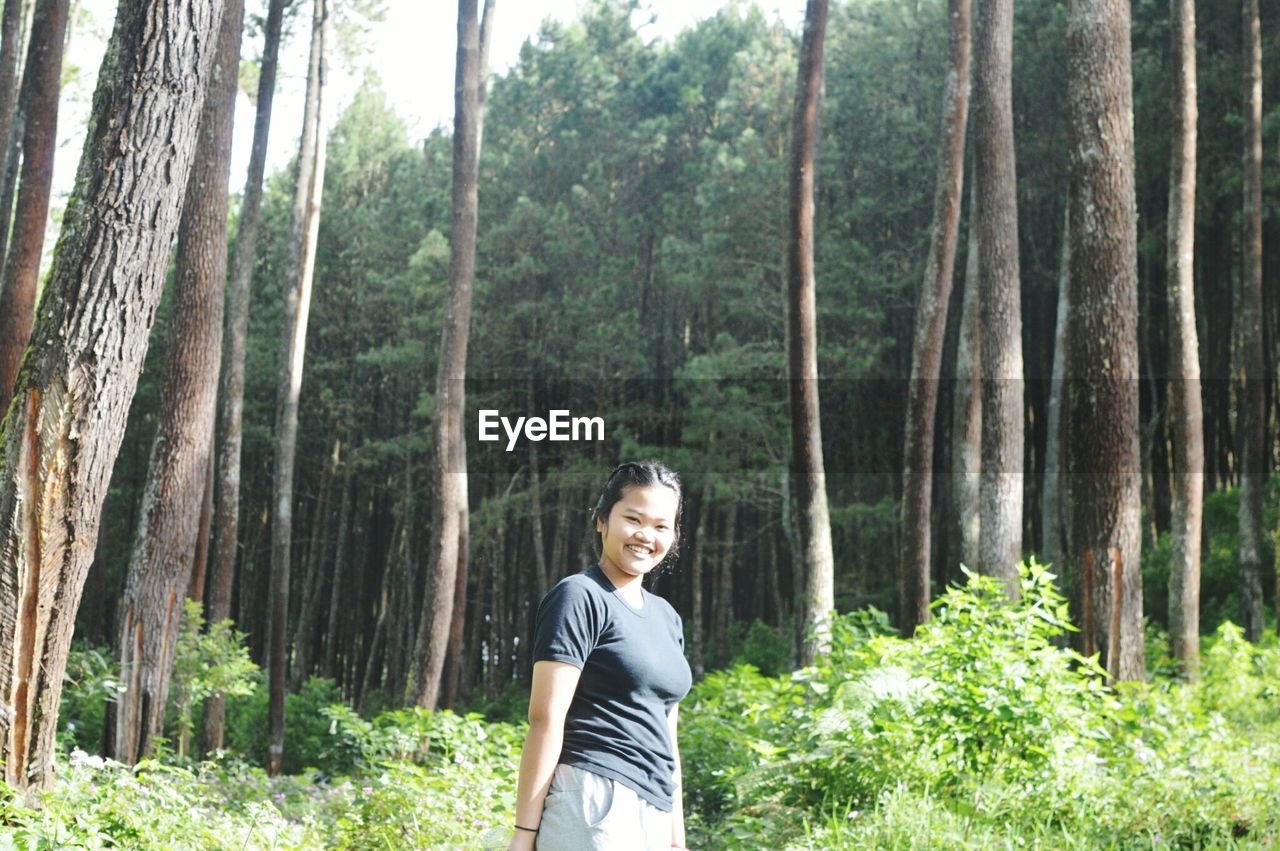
top-left (596, 484), bottom-right (679, 580)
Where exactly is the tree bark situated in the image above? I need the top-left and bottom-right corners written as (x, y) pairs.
top-left (267, 0), bottom-right (328, 775)
top-left (203, 0), bottom-right (286, 755)
top-left (973, 0), bottom-right (1023, 593)
top-left (411, 0), bottom-right (495, 709)
top-left (1238, 0), bottom-right (1265, 643)
top-left (114, 0), bottom-right (242, 765)
top-left (786, 0), bottom-right (836, 665)
top-left (1041, 207), bottom-right (1069, 570)
top-left (952, 189), bottom-right (982, 572)
top-left (186, 444), bottom-right (215, 603)
top-left (1167, 0), bottom-right (1202, 675)
top-left (1065, 0), bottom-right (1145, 682)
top-left (0, 0), bottom-right (68, 417)
top-left (0, 0), bottom-right (25, 255)
top-left (898, 0), bottom-right (970, 635)
top-left (0, 0), bottom-right (224, 793)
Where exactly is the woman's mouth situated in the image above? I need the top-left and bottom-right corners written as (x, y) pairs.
top-left (626, 543), bottom-right (654, 557)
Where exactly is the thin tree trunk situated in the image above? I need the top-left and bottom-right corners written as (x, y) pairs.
top-left (689, 484), bottom-right (710, 679)
top-left (952, 189), bottom-right (982, 572)
top-left (1167, 0), bottom-right (1201, 677)
top-left (411, 0), bottom-right (494, 709)
top-left (0, 0), bottom-right (68, 417)
top-left (1041, 207), bottom-right (1069, 570)
top-left (1065, 0), bottom-right (1145, 682)
top-left (528, 415), bottom-right (549, 598)
top-left (267, 0), bottom-right (328, 775)
top-left (973, 0), bottom-right (1023, 594)
top-left (290, 439), bottom-right (337, 690)
top-left (321, 468), bottom-right (353, 680)
top-left (202, 0), bottom-right (285, 757)
top-left (1239, 0), bottom-right (1265, 643)
top-left (113, 0), bottom-right (241, 765)
top-left (187, 445), bottom-right (216, 603)
top-left (0, 0), bottom-right (223, 793)
top-left (441, 458), bottom-right (470, 708)
top-left (714, 503), bottom-right (737, 668)
top-left (898, 0), bottom-right (970, 636)
top-left (787, 0), bottom-right (836, 665)
top-left (0, 0), bottom-right (25, 255)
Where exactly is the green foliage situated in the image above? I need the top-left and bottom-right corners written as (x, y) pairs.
top-left (728, 619), bottom-right (792, 677)
top-left (171, 599), bottom-right (258, 758)
top-left (1143, 486), bottom-right (1279, 635)
top-left (226, 677), bottom-right (351, 775)
top-left (58, 643), bottom-right (125, 754)
top-left (685, 563), bottom-right (1280, 849)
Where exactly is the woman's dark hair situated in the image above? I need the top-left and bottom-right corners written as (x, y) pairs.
top-left (592, 460), bottom-right (684, 569)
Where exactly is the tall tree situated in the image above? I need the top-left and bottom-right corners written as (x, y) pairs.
top-left (972, 0), bottom-right (1023, 593)
top-left (0, 0), bottom-right (68, 417)
top-left (410, 0), bottom-right (496, 710)
top-left (1238, 0), bottom-right (1265, 643)
top-left (1065, 0), bottom-right (1145, 682)
top-left (203, 0), bottom-right (287, 755)
top-left (1041, 208), bottom-right (1069, 570)
top-left (787, 0), bottom-right (836, 665)
top-left (898, 0), bottom-right (970, 636)
top-left (1167, 0), bottom-right (1201, 674)
top-left (0, 0), bottom-right (223, 792)
top-left (952, 191), bottom-right (981, 571)
top-left (113, 0), bottom-right (243, 764)
top-left (267, 0), bottom-right (329, 775)
top-left (0, 0), bottom-right (24, 251)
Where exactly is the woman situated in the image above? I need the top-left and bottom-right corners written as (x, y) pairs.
top-left (509, 461), bottom-right (692, 851)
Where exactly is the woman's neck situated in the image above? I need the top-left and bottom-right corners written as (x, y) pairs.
top-left (598, 559), bottom-right (644, 604)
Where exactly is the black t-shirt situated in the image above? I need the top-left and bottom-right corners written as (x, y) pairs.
top-left (532, 563), bottom-right (693, 811)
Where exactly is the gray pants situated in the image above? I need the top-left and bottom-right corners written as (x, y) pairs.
top-left (536, 763), bottom-right (672, 851)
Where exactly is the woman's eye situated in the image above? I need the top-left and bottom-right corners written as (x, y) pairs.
top-left (657, 525), bottom-right (669, 532)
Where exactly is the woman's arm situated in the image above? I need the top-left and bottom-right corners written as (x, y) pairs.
top-left (668, 703), bottom-right (687, 849)
top-left (509, 660), bottom-right (582, 851)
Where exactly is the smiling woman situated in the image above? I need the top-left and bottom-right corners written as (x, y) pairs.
top-left (508, 461), bottom-right (692, 851)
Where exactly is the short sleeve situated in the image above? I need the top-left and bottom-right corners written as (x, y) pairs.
top-left (533, 578), bottom-right (603, 668)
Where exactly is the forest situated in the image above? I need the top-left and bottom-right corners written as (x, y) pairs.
top-left (0, 0), bottom-right (1278, 846)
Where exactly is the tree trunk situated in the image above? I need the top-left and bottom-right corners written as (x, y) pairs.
top-left (1238, 0), bottom-right (1265, 643)
top-left (0, 0), bottom-right (68, 417)
top-left (713, 503), bottom-right (737, 668)
top-left (786, 0), bottom-right (836, 665)
top-left (114, 0), bottom-right (242, 765)
top-left (973, 0), bottom-right (1023, 593)
top-left (1167, 0), bottom-right (1202, 676)
top-left (1041, 207), bottom-right (1069, 570)
top-left (321, 468), bottom-right (353, 680)
top-left (411, 0), bottom-right (494, 709)
top-left (897, 0), bottom-right (970, 636)
top-left (203, 0), bottom-right (285, 755)
top-left (689, 485), bottom-right (710, 679)
top-left (0, 0), bottom-right (224, 793)
top-left (0, 0), bottom-right (25, 254)
top-left (267, 0), bottom-right (328, 775)
top-left (187, 444), bottom-right (215, 603)
top-left (952, 189), bottom-right (982, 572)
top-left (1065, 0), bottom-right (1145, 682)
top-left (441, 449), bottom-right (470, 708)
top-left (290, 439), bottom-right (337, 691)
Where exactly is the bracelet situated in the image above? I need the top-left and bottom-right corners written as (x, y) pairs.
top-left (515, 824), bottom-right (539, 833)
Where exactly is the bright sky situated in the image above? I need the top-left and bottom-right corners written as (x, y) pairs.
top-left (53, 0), bottom-right (805, 215)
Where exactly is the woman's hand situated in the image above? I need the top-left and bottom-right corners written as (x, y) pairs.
top-left (507, 828), bottom-right (537, 851)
